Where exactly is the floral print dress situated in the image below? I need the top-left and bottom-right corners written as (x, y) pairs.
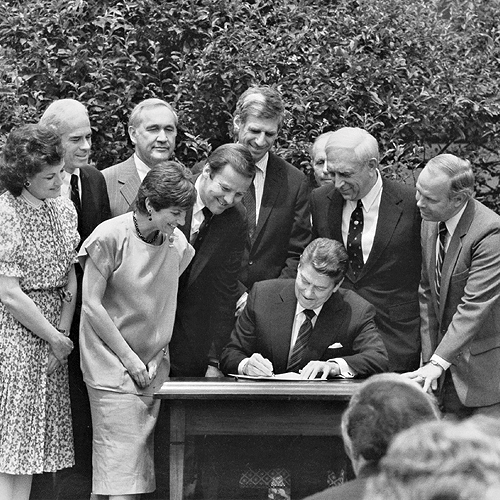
top-left (0, 190), bottom-right (79, 474)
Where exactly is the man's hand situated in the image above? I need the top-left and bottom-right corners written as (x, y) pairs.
top-left (244, 353), bottom-right (274, 377)
top-left (403, 362), bottom-right (444, 393)
top-left (205, 365), bottom-right (224, 378)
top-left (300, 360), bottom-right (339, 380)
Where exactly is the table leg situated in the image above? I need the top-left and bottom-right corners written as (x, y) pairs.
top-left (170, 401), bottom-right (186, 500)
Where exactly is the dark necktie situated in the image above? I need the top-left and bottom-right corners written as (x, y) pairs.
top-left (347, 200), bottom-right (364, 276)
top-left (243, 181), bottom-right (257, 241)
top-left (193, 207), bottom-right (213, 252)
top-left (434, 221), bottom-right (448, 307)
top-left (287, 309), bottom-right (316, 372)
top-left (70, 174), bottom-right (81, 213)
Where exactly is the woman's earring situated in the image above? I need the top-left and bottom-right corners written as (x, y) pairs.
top-left (24, 180), bottom-right (31, 188)
top-left (148, 210), bottom-right (152, 221)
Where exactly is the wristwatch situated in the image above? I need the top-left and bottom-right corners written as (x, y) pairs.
top-left (207, 359), bottom-right (220, 370)
top-left (57, 327), bottom-right (69, 337)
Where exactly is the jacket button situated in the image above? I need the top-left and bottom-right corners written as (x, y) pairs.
top-left (249, 261), bottom-right (253, 265)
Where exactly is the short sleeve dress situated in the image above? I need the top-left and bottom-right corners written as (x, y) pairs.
top-left (0, 190), bottom-right (79, 475)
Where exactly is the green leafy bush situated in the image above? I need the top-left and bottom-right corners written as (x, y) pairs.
top-left (0, 0), bottom-right (499, 208)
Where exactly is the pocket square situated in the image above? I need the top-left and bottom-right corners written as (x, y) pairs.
top-left (328, 342), bottom-right (343, 349)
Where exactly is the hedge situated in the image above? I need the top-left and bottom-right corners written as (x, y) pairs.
top-left (1, 0), bottom-right (499, 208)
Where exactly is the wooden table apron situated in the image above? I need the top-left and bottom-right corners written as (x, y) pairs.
top-left (154, 378), bottom-right (361, 500)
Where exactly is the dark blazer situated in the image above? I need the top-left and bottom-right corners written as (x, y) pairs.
top-left (78, 165), bottom-right (112, 244)
top-left (311, 178), bottom-right (421, 372)
top-left (239, 152), bottom-right (311, 292)
top-left (101, 155), bottom-right (140, 217)
top-left (169, 200), bottom-right (248, 376)
top-left (220, 279), bottom-right (388, 376)
top-left (421, 199), bottom-right (500, 407)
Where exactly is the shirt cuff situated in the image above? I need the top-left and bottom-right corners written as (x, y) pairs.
top-left (431, 354), bottom-right (451, 370)
top-left (328, 358), bottom-right (355, 378)
top-left (238, 358), bottom-right (250, 375)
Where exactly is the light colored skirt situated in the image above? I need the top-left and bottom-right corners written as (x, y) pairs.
top-left (87, 386), bottom-right (160, 495)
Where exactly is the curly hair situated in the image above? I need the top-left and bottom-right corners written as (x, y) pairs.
top-left (135, 161), bottom-right (196, 214)
top-left (0, 124), bottom-right (63, 196)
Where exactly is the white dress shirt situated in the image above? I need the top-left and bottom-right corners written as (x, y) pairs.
top-left (341, 170), bottom-right (383, 265)
top-left (134, 153), bottom-right (151, 182)
top-left (253, 152), bottom-right (269, 222)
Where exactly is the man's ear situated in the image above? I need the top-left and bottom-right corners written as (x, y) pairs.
top-left (128, 125), bottom-right (137, 145)
top-left (453, 192), bottom-right (468, 208)
top-left (233, 115), bottom-right (241, 133)
top-left (201, 162), bottom-right (212, 179)
top-left (367, 157), bottom-right (379, 171)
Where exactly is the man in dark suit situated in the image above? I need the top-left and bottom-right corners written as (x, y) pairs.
top-left (102, 98), bottom-right (177, 217)
top-left (39, 99), bottom-right (111, 495)
top-left (218, 238), bottom-right (387, 499)
top-left (233, 86), bottom-right (311, 315)
top-left (221, 238), bottom-right (388, 378)
top-left (169, 143), bottom-right (255, 377)
top-left (310, 127), bottom-right (421, 372)
top-left (405, 154), bottom-right (500, 418)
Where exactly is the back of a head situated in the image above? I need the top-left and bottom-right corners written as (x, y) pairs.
top-left (343, 374), bottom-right (440, 469)
top-left (365, 419), bottom-right (500, 500)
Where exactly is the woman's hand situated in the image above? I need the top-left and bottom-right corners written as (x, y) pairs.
top-left (47, 351), bottom-right (62, 375)
top-left (123, 352), bottom-right (150, 388)
top-left (50, 332), bottom-right (73, 362)
top-left (147, 349), bottom-right (165, 383)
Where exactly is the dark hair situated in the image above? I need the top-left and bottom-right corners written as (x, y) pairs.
top-left (0, 124), bottom-right (64, 196)
top-left (342, 373), bottom-right (440, 466)
top-left (233, 85), bottom-right (285, 132)
top-left (136, 161), bottom-right (196, 214)
top-left (300, 238), bottom-right (348, 283)
top-left (206, 143), bottom-right (256, 179)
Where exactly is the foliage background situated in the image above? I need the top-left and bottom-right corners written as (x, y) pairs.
top-left (1, 0), bottom-right (499, 208)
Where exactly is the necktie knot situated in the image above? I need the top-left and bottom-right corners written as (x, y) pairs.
top-left (303, 309), bottom-right (315, 320)
top-left (202, 206), bottom-right (213, 222)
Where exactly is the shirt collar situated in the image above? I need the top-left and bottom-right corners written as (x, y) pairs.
top-left (133, 153), bottom-right (151, 179)
top-left (193, 175), bottom-right (206, 215)
top-left (295, 300), bottom-right (324, 318)
top-left (256, 152), bottom-right (269, 175)
top-left (359, 169), bottom-right (383, 211)
top-left (21, 188), bottom-right (44, 207)
top-left (443, 202), bottom-right (468, 238)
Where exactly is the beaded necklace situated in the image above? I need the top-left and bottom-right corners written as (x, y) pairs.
top-left (133, 211), bottom-right (160, 244)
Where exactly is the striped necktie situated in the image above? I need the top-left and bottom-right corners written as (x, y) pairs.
top-left (287, 309), bottom-right (316, 372)
top-left (434, 221), bottom-right (448, 307)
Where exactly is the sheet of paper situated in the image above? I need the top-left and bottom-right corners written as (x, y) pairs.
top-left (229, 372), bottom-right (326, 381)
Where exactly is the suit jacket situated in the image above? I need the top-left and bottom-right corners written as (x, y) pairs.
top-left (169, 200), bottom-right (248, 376)
top-left (239, 152), bottom-right (311, 291)
top-left (220, 279), bottom-right (388, 376)
top-left (78, 165), bottom-right (112, 244)
top-left (311, 178), bottom-right (421, 372)
top-left (102, 155), bottom-right (141, 217)
top-left (420, 199), bottom-right (500, 407)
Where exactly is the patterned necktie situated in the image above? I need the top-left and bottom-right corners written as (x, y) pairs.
top-left (287, 309), bottom-right (316, 372)
top-left (347, 200), bottom-right (364, 276)
top-left (243, 181), bottom-right (257, 241)
top-left (70, 174), bottom-right (81, 213)
top-left (434, 221), bottom-right (448, 307)
top-left (193, 207), bottom-right (213, 252)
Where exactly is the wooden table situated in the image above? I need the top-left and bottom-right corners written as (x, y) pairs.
top-left (155, 377), bottom-right (361, 500)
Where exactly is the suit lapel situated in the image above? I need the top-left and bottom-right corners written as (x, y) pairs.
top-left (118, 157), bottom-right (141, 210)
top-left (186, 211), bottom-right (224, 287)
top-left (439, 200), bottom-right (474, 321)
top-left (359, 180), bottom-right (403, 280)
top-left (252, 154), bottom-right (283, 243)
top-left (272, 283), bottom-right (299, 373)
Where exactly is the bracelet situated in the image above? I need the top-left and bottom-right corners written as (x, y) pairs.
top-left (429, 359), bottom-right (443, 370)
top-left (57, 327), bottom-right (69, 337)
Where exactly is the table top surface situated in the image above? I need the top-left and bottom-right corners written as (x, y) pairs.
top-left (154, 377), bottom-right (363, 400)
